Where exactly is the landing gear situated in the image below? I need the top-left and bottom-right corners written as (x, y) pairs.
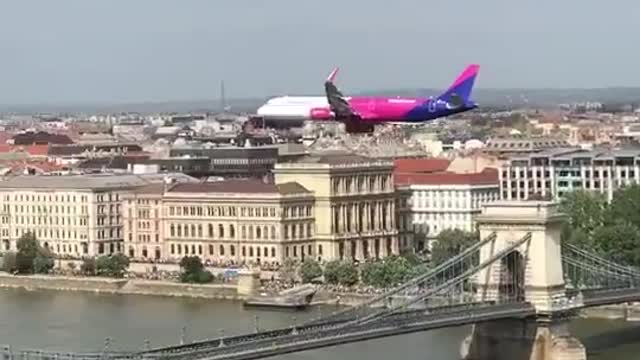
top-left (343, 118), bottom-right (375, 134)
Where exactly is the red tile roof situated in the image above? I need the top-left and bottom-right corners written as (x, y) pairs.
top-left (394, 158), bottom-right (451, 174)
top-left (0, 144), bottom-right (49, 156)
top-left (395, 168), bottom-right (498, 186)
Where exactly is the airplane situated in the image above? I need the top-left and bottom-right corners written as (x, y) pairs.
top-left (255, 64), bottom-right (480, 133)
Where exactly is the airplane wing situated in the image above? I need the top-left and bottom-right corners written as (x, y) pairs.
top-left (324, 81), bottom-right (359, 119)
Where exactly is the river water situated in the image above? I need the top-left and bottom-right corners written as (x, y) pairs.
top-left (1, 289), bottom-right (640, 360)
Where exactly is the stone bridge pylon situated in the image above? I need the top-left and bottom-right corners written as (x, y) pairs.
top-left (463, 200), bottom-right (586, 360)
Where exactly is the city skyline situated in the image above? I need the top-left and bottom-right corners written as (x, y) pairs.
top-left (2, 0), bottom-right (640, 105)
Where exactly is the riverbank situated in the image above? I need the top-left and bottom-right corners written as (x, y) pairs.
top-left (1, 272), bottom-right (639, 321)
top-left (0, 273), bottom-right (240, 300)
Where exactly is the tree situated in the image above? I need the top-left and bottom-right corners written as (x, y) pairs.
top-left (15, 232), bottom-right (53, 274)
top-left (299, 259), bottom-right (322, 283)
top-left (323, 260), bottom-right (341, 285)
top-left (559, 190), bottom-right (607, 241)
top-left (96, 254), bottom-right (130, 278)
top-left (15, 233), bottom-right (39, 274)
top-left (606, 185), bottom-right (640, 229)
top-left (33, 255), bottom-right (54, 274)
top-left (361, 256), bottom-right (413, 288)
top-left (2, 252), bottom-right (16, 273)
top-left (179, 256), bottom-right (213, 284)
top-left (431, 229), bottom-right (479, 266)
top-left (323, 260), bottom-right (358, 286)
top-left (81, 258), bottom-right (97, 276)
top-left (592, 221), bottom-right (640, 267)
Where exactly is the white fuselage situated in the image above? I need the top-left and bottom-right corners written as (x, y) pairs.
top-left (256, 96), bottom-right (329, 120)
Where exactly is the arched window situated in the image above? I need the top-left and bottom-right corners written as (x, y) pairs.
top-left (129, 246), bottom-right (135, 257)
top-left (197, 224), bottom-right (203, 238)
top-left (209, 244), bottom-right (214, 255)
top-left (190, 225), bottom-right (196, 238)
top-left (177, 225), bottom-right (182, 237)
top-left (142, 247), bottom-right (148, 258)
top-left (230, 245), bottom-right (235, 256)
top-left (271, 247), bottom-right (276, 257)
top-left (155, 247), bottom-right (161, 260)
top-left (263, 226), bottom-right (268, 239)
top-left (219, 245), bottom-right (225, 256)
top-left (170, 224), bottom-right (175, 237)
top-left (218, 224), bottom-right (224, 238)
top-left (248, 226), bottom-right (254, 239)
top-left (249, 247), bottom-right (254, 257)
top-left (208, 224), bottom-right (214, 237)
top-left (256, 227), bottom-right (262, 239)
top-left (230, 225), bottom-right (235, 238)
top-left (271, 226), bottom-right (276, 239)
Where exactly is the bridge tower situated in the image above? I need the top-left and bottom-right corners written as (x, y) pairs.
top-left (463, 200), bottom-right (586, 360)
top-left (474, 200), bottom-right (567, 312)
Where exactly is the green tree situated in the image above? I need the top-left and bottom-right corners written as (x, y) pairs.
top-left (431, 229), bottom-right (479, 266)
top-left (606, 185), bottom-right (640, 229)
top-left (559, 190), bottom-right (607, 247)
top-left (2, 252), bottom-right (16, 273)
top-left (81, 258), bottom-right (97, 276)
top-left (33, 255), bottom-right (54, 274)
top-left (323, 260), bottom-right (341, 285)
top-left (400, 250), bottom-right (422, 267)
top-left (15, 232), bottom-right (40, 274)
top-left (299, 259), bottom-right (322, 283)
top-left (96, 254), bottom-right (130, 278)
top-left (179, 256), bottom-right (213, 284)
top-left (323, 260), bottom-right (358, 286)
top-left (592, 221), bottom-right (640, 267)
top-left (361, 256), bottom-right (413, 288)
top-left (15, 232), bottom-right (53, 274)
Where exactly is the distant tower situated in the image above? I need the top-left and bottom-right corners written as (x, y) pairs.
top-left (220, 80), bottom-right (226, 112)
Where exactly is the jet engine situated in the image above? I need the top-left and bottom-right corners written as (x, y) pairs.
top-left (309, 107), bottom-right (334, 120)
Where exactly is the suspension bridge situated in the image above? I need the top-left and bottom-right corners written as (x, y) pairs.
top-left (4, 201), bottom-right (640, 360)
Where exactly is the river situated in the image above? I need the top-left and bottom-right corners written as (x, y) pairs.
top-left (1, 289), bottom-right (640, 359)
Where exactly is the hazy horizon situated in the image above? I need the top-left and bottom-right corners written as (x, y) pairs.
top-left (2, 1), bottom-right (640, 105)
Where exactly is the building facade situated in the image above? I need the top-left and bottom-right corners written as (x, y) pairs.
top-left (123, 179), bottom-right (315, 265)
top-left (0, 174), bottom-right (150, 256)
top-left (396, 169), bottom-right (499, 251)
top-left (499, 148), bottom-right (640, 201)
top-left (274, 152), bottom-right (399, 261)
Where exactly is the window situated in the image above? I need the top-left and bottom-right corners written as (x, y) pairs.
top-left (230, 245), bottom-right (235, 256)
top-left (209, 244), bottom-right (214, 255)
top-left (219, 245), bottom-right (225, 256)
top-left (218, 224), bottom-right (224, 238)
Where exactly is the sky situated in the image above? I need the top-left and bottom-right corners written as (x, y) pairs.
top-left (1, 0), bottom-right (640, 105)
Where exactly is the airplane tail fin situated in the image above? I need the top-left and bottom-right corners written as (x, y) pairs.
top-left (326, 67), bottom-right (339, 83)
top-left (437, 64), bottom-right (480, 105)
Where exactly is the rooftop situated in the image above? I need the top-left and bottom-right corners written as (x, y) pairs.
top-left (394, 158), bottom-right (451, 174)
top-left (395, 168), bottom-right (499, 187)
top-left (167, 179), bottom-right (310, 195)
top-left (0, 174), bottom-right (150, 190)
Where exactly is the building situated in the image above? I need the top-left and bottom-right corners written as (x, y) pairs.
top-left (274, 152), bottom-right (399, 261)
top-left (170, 144), bottom-right (279, 179)
top-left (0, 174), bottom-right (151, 256)
top-left (123, 179), bottom-right (315, 265)
top-left (484, 137), bottom-right (570, 156)
top-left (394, 158), bottom-right (500, 251)
top-left (499, 147), bottom-right (640, 201)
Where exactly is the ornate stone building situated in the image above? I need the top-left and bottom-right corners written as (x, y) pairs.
top-left (274, 152), bottom-right (399, 261)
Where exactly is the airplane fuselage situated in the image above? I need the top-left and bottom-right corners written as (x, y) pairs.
top-left (256, 96), bottom-right (476, 123)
